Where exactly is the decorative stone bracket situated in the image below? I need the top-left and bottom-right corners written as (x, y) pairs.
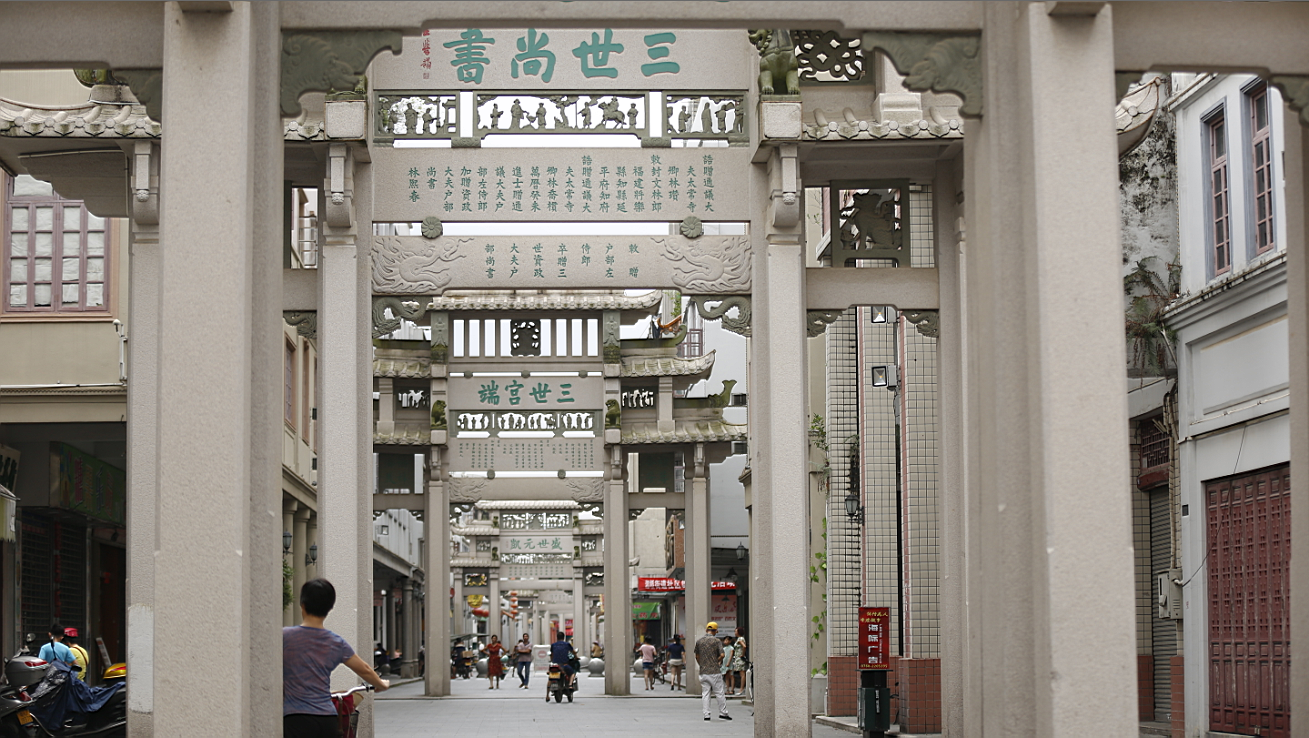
top-left (372, 296), bottom-right (427, 338)
top-left (903, 310), bottom-right (940, 338)
top-left (806, 310), bottom-right (842, 338)
top-left (114, 69), bottom-right (162, 123)
top-left (1270, 76), bottom-right (1309, 127)
top-left (687, 296), bottom-right (751, 338)
top-left (862, 32), bottom-right (981, 119)
top-left (281, 31), bottom-right (403, 117)
top-left (284, 311), bottom-right (318, 340)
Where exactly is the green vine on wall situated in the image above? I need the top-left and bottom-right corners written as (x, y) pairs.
top-left (283, 559), bottom-right (295, 611)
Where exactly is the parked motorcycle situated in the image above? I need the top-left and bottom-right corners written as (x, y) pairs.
top-left (0, 653), bottom-right (125, 737)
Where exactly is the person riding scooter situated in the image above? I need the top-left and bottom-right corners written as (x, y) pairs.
top-left (549, 633), bottom-right (577, 690)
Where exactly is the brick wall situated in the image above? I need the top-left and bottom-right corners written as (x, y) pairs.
top-left (896, 657), bottom-right (941, 733)
top-left (1170, 656), bottom-right (1184, 738)
top-left (827, 656), bottom-right (857, 716)
top-left (1138, 653), bottom-right (1155, 720)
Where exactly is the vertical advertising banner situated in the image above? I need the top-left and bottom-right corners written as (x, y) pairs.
top-left (858, 607), bottom-right (890, 670)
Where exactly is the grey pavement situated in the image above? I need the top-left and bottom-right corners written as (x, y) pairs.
top-left (373, 672), bottom-right (856, 737)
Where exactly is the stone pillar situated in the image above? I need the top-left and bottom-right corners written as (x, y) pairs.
top-left (603, 446), bottom-right (631, 694)
top-left (423, 448), bottom-right (451, 696)
top-left (749, 141), bottom-right (808, 735)
top-left (961, 5), bottom-right (1135, 735)
top-left (293, 507), bottom-right (311, 615)
top-left (125, 141), bottom-right (159, 738)
top-left (933, 156), bottom-right (968, 736)
top-left (152, 4), bottom-right (283, 735)
top-left (452, 571), bottom-right (464, 640)
top-left (401, 578), bottom-right (417, 677)
top-left (383, 586), bottom-right (396, 665)
top-left (316, 142), bottom-right (372, 701)
top-left (684, 443), bottom-right (710, 696)
top-left (489, 575), bottom-right (501, 645)
top-left (571, 576), bottom-right (585, 656)
top-left (1284, 103), bottom-right (1309, 727)
top-left (306, 515), bottom-right (318, 580)
top-left (283, 499), bottom-right (299, 626)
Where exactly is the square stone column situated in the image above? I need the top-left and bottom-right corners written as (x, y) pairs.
top-left (571, 576), bottom-right (585, 656)
top-left (961, 5), bottom-right (1135, 735)
top-left (1283, 105), bottom-right (1309, 726)
top-left (489, 574), bottom-right (501, 644)
top-left (749, 142), bottom-right (810, 735)
top-left (402, 578), bottom-right (418, 677)
top-left (603, 445), bottom-right (631, 695)
top-left (151, 4), bottom-right (283, 735)
top-left (423, 449), bottom-right (451, 696)
top-left (684, 443), bottom-right (710, 696)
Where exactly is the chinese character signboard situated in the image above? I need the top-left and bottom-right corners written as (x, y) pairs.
top-left (373, 29), bottom-right (751, 91)
top-left (636, 577), bottom-right (736, 592)
top-left (858, 607), bottom-right (890, 670)
top-left (500, 533), bottom-right (573, 554)
top-left (711, 593), bottom-right (738, 631)
top-left (50, 442), bottom-right (126, 526)
top-left (371, 148), bottom-right (751, 223)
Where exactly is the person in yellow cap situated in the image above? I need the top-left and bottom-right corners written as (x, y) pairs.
top-left (693, 622), bottom-right (731, 722)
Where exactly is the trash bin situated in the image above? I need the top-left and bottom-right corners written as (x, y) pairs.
top-left (857, 684), bottom-right (891, 733)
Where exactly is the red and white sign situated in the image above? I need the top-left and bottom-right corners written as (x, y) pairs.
top-left (711, 593), bottom-right (738, 632)
top-left (637, 577), bottom-right (736, 592)
top-left (858, 607), bottom-right (890, 670)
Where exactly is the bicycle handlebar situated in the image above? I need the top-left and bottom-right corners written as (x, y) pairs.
top-left (331, 684), bottom-right (376, 699)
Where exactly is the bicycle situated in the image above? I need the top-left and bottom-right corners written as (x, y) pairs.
top-left (331, 684), bottom-right (375, 738)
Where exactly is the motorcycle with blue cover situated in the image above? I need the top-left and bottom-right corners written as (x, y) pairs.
top-left (0, 648), bottom-right (125, 738)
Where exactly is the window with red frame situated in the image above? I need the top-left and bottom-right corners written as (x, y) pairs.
top-left (284, 340), bottom-right (297, 428)
top-left (1249, 83), bottom-right (1275, 254)
top-left (1207, 113), bottom-right (1231, 275)
top-left (5, 174), bottom-right (109, 313)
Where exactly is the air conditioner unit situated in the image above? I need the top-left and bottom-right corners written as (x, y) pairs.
top-left (1156, 568), bottom-right (1183, 620)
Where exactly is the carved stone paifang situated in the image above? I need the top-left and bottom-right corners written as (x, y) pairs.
top-left (688, 296), bottom-right (752, 338)
top-left (566, 478), bottom-right (605, 504)
top-left (372, 236), bottom-right (466, 295)
top-left (448, 478), bottom-right (488, 504)
top-left (281, 31), bottom-right (403, 117)
top-left (863, 32), bottom-right (982, 119)
top-left (658, 236), bottom-right (752, 293)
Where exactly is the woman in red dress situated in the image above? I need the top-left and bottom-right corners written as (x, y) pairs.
top-left (485, 634), bottom-right (505, 689)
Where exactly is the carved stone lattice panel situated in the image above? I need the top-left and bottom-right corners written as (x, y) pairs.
top-left (509, 319), bottom-right (542, 356)
top-left (829, 179), bottom-right (912, 268)
top-left (375, 93), bottom-right (458, 139)
top-left (476, 93), bottom-right (644, 135)
top-left (372, 235), bottom-right (751, 295)
top-left (371, 146), bottom-right (751, 222)
top-left (792, 31), bottom-right (866, 84)
top-left (665, 94), bottom-right (747, 141)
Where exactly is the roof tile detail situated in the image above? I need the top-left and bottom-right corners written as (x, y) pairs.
top-left (621, 420), bottom-right (747, 445)
top-left (620, 351), bottom-right (716, 377)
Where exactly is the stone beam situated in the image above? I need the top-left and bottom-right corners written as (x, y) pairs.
top-left (0, 2), bottom-right (165, 69)
top-left (628, 491), bottom-right (686, 508)
top-left (284, 268), bottom-right (317, 312)
top-left (278, 1), bottom-right (982, 32)
top-left (805, 267), bottom-right (939, 311)
top-left (1113, 2), bottom-right (1309, 77)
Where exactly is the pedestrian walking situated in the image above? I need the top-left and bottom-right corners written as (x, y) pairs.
top-left (485, 635), bottom-right (505, 689)
top-left (283, 579), bottom-right (389, 738)
top-left (726, 633), bottom-right (746, 695)
top-left (513, 633), bottom-right (533, 688)
top-left (665, 634), bottom-right (686, 691)
top-left (638, 636), bottom-right (658, 691)
top-left (693, 622), bottom-right (731, 722)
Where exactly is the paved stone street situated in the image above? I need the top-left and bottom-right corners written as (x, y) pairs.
top-left (374, 674), bottom-right (856, 737)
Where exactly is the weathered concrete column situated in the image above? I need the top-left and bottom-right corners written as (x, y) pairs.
top-left (933, 156), bottom-right (968, 735)
top-left (603, 445), bottom-right (631, 695)
top-left (1283, 104), bottom-right (1309, 726)
top-left (152, 4), bottom-right (283, 735)
top-left (749, 142), bottom-right (809, 736)
top-left (125, 141), bottom-right (159, 738)
top-left (283, 499), bottom-right (299, 626)
top-left (423, 448), bottom-right (451, 696)
top-left (684, 443), bottom-right (710, 697)
top-left (317, 142), bottom-right (374, 712)
top-left (961, 5), bottom-right (1135, 735)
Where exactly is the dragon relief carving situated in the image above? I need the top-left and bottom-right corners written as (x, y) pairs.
top-left (447, 478), bottom-right (488, 503)
top-left (689, 296), bottom-right (751, 338)
top-left (566, 478), bottom-right (606, 504)
top-left (371, 296), bottom-right (427, 338)
top-left (372, 236), bottom-right (466, 295)
top-left (659, 236), bottom-right (751, 293)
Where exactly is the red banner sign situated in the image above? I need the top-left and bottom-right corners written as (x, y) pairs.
top-left (858, 607), bottom-right (890, 670)
top-left (637, 577), bottom-right (736, 592)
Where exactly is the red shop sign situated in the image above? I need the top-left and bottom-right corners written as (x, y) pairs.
top-left (637, 577), bottom-right (736, 592)
top-left (858, 607), bottom-right (890, 670)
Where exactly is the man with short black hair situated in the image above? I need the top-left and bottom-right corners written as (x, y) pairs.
top-left (693, 622), bottom-right (731, 722)
top-left (38, 624), bottom-right (75, 670)
top-left (283, 578), bottom-right (390, 738)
